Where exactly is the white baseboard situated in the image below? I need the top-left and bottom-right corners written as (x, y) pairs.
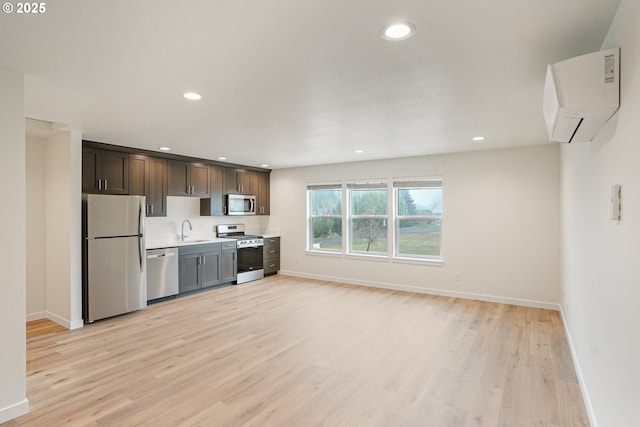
top-left (25, 311), bottom-right (83, 330)
top-left (0, 398), bottom-right (29, 424)
top-left (279, 270), bottom-right (561, 311)
top-left (559, 308), bottom-right (598, 427)
top-left (26, 311), bottom-right (46, 322)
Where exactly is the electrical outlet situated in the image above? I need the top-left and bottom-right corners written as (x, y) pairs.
top-left (454, 272), bottom-right (461, 282)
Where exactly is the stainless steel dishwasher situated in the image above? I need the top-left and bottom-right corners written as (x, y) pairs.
top-left (146, 247), bottom-right (179, 301)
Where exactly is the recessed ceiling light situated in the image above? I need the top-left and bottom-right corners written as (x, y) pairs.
top-left (261, 164), bottom-right (269, 168)
top-left (472, 136), bottom-right (485, 141)
top-left (218, 156), bottom-right (227, 160)
top-left (381, 22), bottom-right (415, 41)
top-left (183, 92), bottom-right (202, 101)
top-left (354, 149), bottom-right (364, 154)
top-left (159, 147), bottom-right (171, 151)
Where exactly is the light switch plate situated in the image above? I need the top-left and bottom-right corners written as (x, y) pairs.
top-left (610, 184), bottom-right (621, 220)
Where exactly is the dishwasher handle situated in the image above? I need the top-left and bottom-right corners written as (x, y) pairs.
top-left (147, 252), bottom-right (176, 259)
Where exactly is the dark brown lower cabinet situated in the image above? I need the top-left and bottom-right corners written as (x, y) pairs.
top-left (221, 242), bottom-right (237, 283)
top-left (178, 243), bottom-right (236, 294)
top-left (263, 237), bottom-right (280, 275)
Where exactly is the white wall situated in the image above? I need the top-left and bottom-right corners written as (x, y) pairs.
top-left (25, 131), bottom-right (83, 329)
top-left (0, 67), bottom-right (29, 423)
top-left (561, 1), bottom-right (640, 425)
top-left (26, 136), bottom-right (47, 316)
top-left (45, 132), bottom-right (83, 328)
top-left (268, 144), bottom-right (561, 307)
top-left (146, 196), bottom-right (270, 244)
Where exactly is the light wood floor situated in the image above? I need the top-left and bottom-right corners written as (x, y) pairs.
top-left (8, 276), bottom-right (588, 426)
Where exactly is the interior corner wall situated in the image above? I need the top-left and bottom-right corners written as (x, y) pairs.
top-left (560, 1), bottom-right (640, 426)
top-left (268, 144), bottom-right (561, 307)
top-left (26, 136), bottom-right (47, 318)
top-left (25, 131), bottom-right (83, 329)
top-left (68, 131), bottom-right (83, 328)
top-left (44, 131), bottom-right (83, 329)
top-left (0, 68), bottom-right (29, 423)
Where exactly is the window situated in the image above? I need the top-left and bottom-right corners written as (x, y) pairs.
top-left (306, 178), bottom-right (443, 262)
top-left (394, 180), bottom-right (442, 259)
top-left (347, 183), bottom-right (388, 255)
top-left (307, 184), bottom-right (342, 252)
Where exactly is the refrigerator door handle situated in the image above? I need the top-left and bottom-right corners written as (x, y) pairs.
top-left (138, 201), bottom-right (144, 271)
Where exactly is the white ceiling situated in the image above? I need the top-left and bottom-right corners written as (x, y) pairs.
top-left (1, 0), bottom-right (620, 169)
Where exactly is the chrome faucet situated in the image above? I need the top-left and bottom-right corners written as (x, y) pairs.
top-left (181, 220), bottom-right (192, 241)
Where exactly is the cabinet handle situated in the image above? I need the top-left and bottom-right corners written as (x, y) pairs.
top-left (104, 180), bottom-right (108, 191)
top-left (150, 205), bottom-right (154, 215)
top-left (201, 255), bottom-right (205, 265)
top-left (98, 179), bottom-right (102, 190)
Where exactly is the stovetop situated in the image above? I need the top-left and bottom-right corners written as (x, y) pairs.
top-left (223, 234), bottom-right (263, 240)
top-left (216, 224), bottom-right (263, 246)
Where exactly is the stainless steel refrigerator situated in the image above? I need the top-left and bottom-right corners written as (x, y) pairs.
top-left (82, 194), bottom-right (147, 323)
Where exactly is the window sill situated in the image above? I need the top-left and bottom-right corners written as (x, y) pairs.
top-left (345, 253), bottom-right (389, 262)
top-left (392, 257), bottom-right (444, 267)
top-left (305, 249), bottom-right (444, 267)
top-left (305, 249), bottom-right (343, 258)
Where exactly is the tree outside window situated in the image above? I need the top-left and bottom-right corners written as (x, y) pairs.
top-left (394, 181), bottom-right (442, 259)
top-left (308, 185), bottom-right (342, 251)
top-left (307, 178), bottom-right (443, 262)
top-left (348, 184), bottom-right (388, 255)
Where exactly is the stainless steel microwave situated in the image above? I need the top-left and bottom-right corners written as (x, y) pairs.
top-left (226, 194), bottom-right (256, 215)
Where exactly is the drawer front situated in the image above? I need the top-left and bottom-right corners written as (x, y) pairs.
top-left (264, 245), bottom-right (278, 258)
top-left (264, 258), bottom-right (279, 274)
top-left (221, 241), bottom-right (237, 250)
top-left (179, 243), bottom-right (221, 255)
top-left (264, 237), bottom-right (280, 246)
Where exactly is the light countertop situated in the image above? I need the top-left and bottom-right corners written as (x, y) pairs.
top-left (262, 233), bottom-right (280, 239)
top-left (146, 237), bottom-right (235, 250)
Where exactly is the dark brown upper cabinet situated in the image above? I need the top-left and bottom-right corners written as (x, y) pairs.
top-left (225, 168), bottom-right (253, 195)
top-left (82, 148), bottom-right (129, 194)
top-left (168, 160), bottom-right (210, 197)
top-left (254, 171), bottom-right (270, 215)
top-left (129, 154), bottom-right (168, 217)
top-left (200, 165), bottom-right (225, 216)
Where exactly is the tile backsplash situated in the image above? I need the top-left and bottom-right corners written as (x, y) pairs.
top-left (146, 197), bottom-right (270, 244)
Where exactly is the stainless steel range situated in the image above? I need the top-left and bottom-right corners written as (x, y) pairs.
top-left (216, 224), bottom-right (264, 284)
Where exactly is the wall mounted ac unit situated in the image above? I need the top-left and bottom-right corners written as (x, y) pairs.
top-left (543, 47), bottom-right (620, 143)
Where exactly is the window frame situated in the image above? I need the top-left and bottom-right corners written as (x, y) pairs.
top-left (346, 182), bottom-right (389, 256)
top-left (393, 179), bottom-right (443, 261)
top-left (306, 177), bottom-right (443, 265)
top-left (307, 183), bottom-right (343, 253)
